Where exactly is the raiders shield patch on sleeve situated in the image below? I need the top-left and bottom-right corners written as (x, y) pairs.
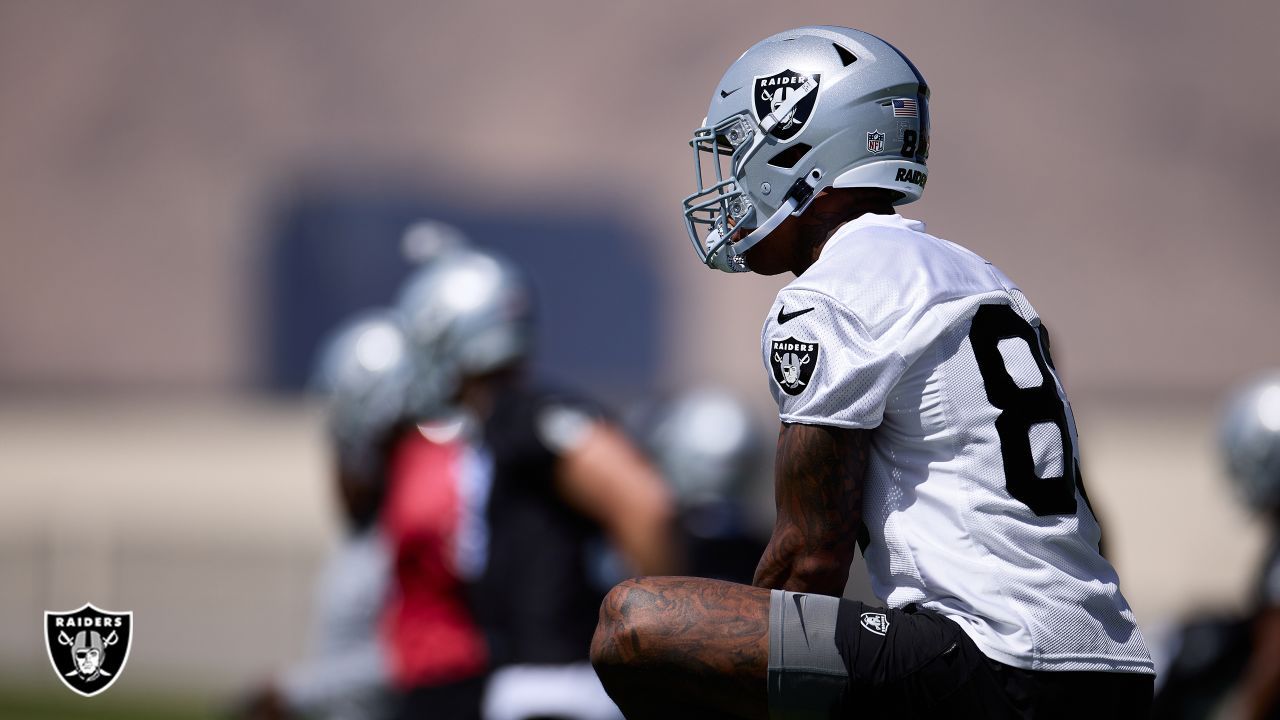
top-left (770, 337), bottom-right (819, 396)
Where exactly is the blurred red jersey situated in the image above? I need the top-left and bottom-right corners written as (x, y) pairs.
top-left (380, 429), bottom-right (488, 688)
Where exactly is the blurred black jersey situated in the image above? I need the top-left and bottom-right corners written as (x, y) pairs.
top-left (1151, 525), bottom-right (1280, 720)
top-left (1257, 530), bottom-right (1280, 609)
top-left (470, 383), bottom-right (607, 667)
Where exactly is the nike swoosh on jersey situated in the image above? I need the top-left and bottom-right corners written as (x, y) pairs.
top-left (777, 306), bottom-right (815, 324)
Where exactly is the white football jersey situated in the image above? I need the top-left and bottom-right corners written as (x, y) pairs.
top-left (761, 213), bottom-right (1153, 674)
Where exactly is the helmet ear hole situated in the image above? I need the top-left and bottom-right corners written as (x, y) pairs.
top-left (832, 43), bottom-right (858, 66)
top-left (767, 143), bottom-right (812, 169)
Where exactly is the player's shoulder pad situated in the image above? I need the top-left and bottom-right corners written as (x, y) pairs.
top-left (523, 382), bottom-right (608, 457)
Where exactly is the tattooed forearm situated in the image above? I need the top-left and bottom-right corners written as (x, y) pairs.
top-left (594, 577), bottom-right (768, 675)
top-left (591, 577), bottom-right (771, 720)
top-left (752, 422), bottom-right (869, 595)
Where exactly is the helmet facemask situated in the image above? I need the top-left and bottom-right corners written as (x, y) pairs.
top-left (682, 77), bottom-right (824, 274)
top-left (683, 115), bottom-right (762, 273)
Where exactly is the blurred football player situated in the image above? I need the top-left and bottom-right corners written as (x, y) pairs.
top-left (638, 388), bottom-right (769, 583)
top-left (592, 26), bottom-right (1153, 718)
top-left (1222, 373), bottom-right (1280, 719)
top-left (1153, 372), bottom-right (1280, 719)
top-left (387, 246), bottom-right (675, 720)
top-left (238, 310), bottom-right (410, 720)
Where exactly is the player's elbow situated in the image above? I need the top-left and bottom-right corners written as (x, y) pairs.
top-left (758, 528), bottom-right (853, 594)
top-left (787, 552), bottom-right (851, 595)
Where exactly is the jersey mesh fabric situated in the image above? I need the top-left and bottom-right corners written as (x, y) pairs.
top-left (760, 214), bottom-right (1153, 674)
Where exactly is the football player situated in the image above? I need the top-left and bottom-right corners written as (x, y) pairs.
top-left (388, 246), bottom-right (676, 720)
top-left (237, 310), bottom-right (410, 720)
top-left (591, 26), bottom-right (1154, 718)
top-left (638, 388), bottom-right (769, 583)
top-left (1152, 373), bottom-right (1280, 719)
top-left (1221, 373), bottom-right (1280, 719)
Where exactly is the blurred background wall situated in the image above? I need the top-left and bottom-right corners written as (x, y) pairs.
top-left (2, 0), bottom-right (1278, 706)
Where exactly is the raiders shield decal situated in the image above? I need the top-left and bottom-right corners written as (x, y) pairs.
top-left (771, 337), bottom-right (819, 395)
top-left (45, 603), bottom-right (133, 697)
top-left (860, 611), bottom-right (890, 636)
top-left (752, 69), bottom-right (821, 142)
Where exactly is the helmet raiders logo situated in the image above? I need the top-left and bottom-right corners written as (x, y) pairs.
top-left (44, 603), bottom-right (133, 697)
top-left (770, 337), bottom-right (818, 396)
top-left (752, 70), bottom-right (821, 142)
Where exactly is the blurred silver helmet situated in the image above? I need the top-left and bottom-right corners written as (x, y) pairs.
top-left (683, 26), bottom-right (930, 273)
top-left (401, 219), bottom-right (469, 265)
top-left (396, 247), bottom-right (534, 418)
top-left (311, 309), bottom-right (413, 478)
top-left (644, 389), bottom-right (764, 506)
top-left (1221, 371), bottom-right (1280, 512)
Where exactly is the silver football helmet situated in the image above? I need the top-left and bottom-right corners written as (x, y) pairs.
top-left (400, 219), bottom-right (469, 265)
top-left (643, 388), bottom-right (764, 506)
top-left (396, 247), bottom-right (534, 418)
top-left (312, 309), bottom-right (413, 480)
top-left (1221, 371), bottom-right (1280, 512)
top-left (683, 26), bottom-right (930, 273)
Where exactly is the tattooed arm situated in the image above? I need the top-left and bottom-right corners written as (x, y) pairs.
top-left (752, 422), bottom-right (870, 595)
top-left (590, 421), bottom-right (868, 718)
top-left (592, 577), bottom-right (772, 720)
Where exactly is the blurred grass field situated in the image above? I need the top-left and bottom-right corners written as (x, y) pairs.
top-left (0, 684), bottom-right (216, 720)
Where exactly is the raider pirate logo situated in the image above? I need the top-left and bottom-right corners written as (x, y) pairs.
top-left (860, 612), bottom-right (890, 636)
top-left (752, 69), bottom-right (821, 142)
top-left (770, 337), bottom-right (819, 396)
top-left (44, 603), bottom-right (132, 697)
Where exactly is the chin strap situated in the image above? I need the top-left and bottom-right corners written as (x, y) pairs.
top-left (705, 169), bottom-right (823, 273)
